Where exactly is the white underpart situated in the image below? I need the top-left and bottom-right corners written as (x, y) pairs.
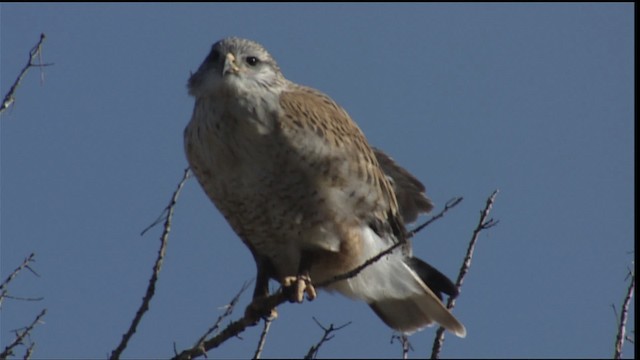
top-left (327, 226), bottom-right (419, 302)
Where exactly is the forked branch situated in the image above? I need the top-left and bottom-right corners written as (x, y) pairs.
top-left (431, 190), bottom-right (499, 359)
top-left (1, 33), bottom-right (52, 115)
top-left (110, 168), bottom-right (190, 360)
top-left (0, 309), bottom-right (47, 360)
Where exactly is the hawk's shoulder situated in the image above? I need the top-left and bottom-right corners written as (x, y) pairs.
top-left (277, 83), bottom-right (403, 234)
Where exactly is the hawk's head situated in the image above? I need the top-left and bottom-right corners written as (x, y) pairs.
top-left (188, 37), bottom-right (285, 98)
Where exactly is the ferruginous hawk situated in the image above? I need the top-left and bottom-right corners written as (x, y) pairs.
top-left (184, 37), bottom-right (465, 337)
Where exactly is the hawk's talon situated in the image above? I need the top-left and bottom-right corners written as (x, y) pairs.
top-left (305, 282), bottom-right (317, 301)
top-left (282, 275), bottom-right (316, 303)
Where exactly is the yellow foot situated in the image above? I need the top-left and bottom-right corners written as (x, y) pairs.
top-left (282, 275), bottom-right (317, 303)
top-left (245, 297), bottom-right (278, 324)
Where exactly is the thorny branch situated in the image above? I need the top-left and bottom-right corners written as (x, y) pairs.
top-left (140, 169), bottom-right (191, 236)
top-left (1, 33), bottom-right (53, 115)
top-left (303, 317), bottom-right (352, 359)
top-left (1, 35), bottom-right (50, 358)
top-left (613, 267), bottom-right (635, 359)
top-left (316, 197), bottom-right (464, 288)
top-left (391, 334), bottom-right (413, 360)
top-left (431, 190), bottom-right (499, 359)
top-left (172, 289), bottom-right (289, 360)
top-left (23, 341), bottom-right (36, 360)
top-left (172, 196), bottom-right (463, 359)
top-left (0, 255), bottom-right (45, 360)
top-left (191, 281), bottom-right (251, 357)
top-left (109, 168), bottom-right (190, 360)
top-left (173, 317), bottom-right (254, 359)
top-left (409, 197), bottom-right (463, 237)
top-left (0, 309), bottom-right (47, 360)
top-left (0, 253), bottom-right (40, 307)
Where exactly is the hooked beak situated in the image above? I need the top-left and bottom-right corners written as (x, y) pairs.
top-left (223, 53), bottom-right (240, 75)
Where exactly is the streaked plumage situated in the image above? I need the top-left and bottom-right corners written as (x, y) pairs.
top-left (184, 37), bottom-right (465, 337)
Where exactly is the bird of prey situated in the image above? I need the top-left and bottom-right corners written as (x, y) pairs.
top-left (184, 37), bottom-right (466, 337)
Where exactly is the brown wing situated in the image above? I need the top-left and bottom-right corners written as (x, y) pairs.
top-left (373, 148), bottom-right (433, 223)
top-left (277, 84), bottom-right (403, 237)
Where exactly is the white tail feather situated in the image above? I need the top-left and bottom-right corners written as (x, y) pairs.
top-left (326, 226), bottom-right (466, 337)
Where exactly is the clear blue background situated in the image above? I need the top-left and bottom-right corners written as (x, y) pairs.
top-left (1, 3), bottom-right (634, 359)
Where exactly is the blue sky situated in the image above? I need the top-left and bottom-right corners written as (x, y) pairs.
top-left (1, 3), bottom-right (634, 359)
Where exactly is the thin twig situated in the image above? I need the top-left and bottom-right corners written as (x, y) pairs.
top-left (624, 336), bottom-right (634, 343)
top-left (317, 241), bottom-right (403, 288)
top-left (1, 295), bottom-right (44, 302)
top-left (141, 168), bottom-right (191, 236)
top-left (0, 254), bottom-right (37, 292)
top-left (316, 197), bottom-right (464, 288)
top-left (391, 334), bottom-right (413, 359)
top-left (304, 317), bottom-right (352, 359)
top-left (22, 341), bottom-right (35, 360)
top-left (109, 168), bottom-right (190, 360)
top-left (1, 33), bottom-right (53, 115)
top-left (0, 309), bottom-right (46, 360)
top-left (0, 253), bottom-right (39, 307)
top-left (613, 268), bottom-right (635, 359)
top-left (431, 190), bottom-right (499, 359)
top-left (192, 281), bottom-right (252, 355)
top-left (173, 316), bottom-right (258, 360)
top-left (409, 197), bottom-right (463, 237)
top-left (172, 290), bottom-right (289, 360)
top-left (252, 318), bottom-right (272, 359)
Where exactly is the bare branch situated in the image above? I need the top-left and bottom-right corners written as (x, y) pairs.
top-left (173, 316), bottom-right (255, 360)
top-left (252, 318), bottom-right (272, 360)
top-left (1, 295), bottom-right (44, 302)
top-left (391, 334), bottom-right (413, 359)
top-left (109, 168), bottom-right (190, 360)
top-left (192, 281), bottom-right (251, 355)
top-left (0, 253), bottom-right (37, 292)
top-left (1, 33), bottom-right (53, 115)
top-left (0, 309), bottom-right (46, 360)
top-left (431, 190), bottom-right (499, 359)
top-left (613, 267), bottom-right (635, 359)
top-left (172, 290), bottom-right (290, 360)
top-left (409, 197), bottom-right (463, 237)
top-left (316, 197), bottom-right (463, 288)
top-left (0, 253), bottom-right (39, 307)
top-left (317, 241), bottom-right (403, 288)
top-left (22, 341), bottom-right (35, 360)
top-left (303, 317), bottom-right (352, 359)
top-left (141, 168), bottom-right (192, 236)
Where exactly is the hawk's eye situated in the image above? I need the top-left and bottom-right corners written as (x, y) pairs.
top-left (245, 56), bottom-right (260, 66)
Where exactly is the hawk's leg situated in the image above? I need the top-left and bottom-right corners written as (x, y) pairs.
top-left (282, 251), bottom-right (317, 303)
top-left (245, 257), bottom-right (278, 323)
